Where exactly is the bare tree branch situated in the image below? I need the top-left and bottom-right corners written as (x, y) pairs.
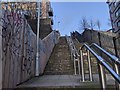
top-left (89, 18), bottom-right (96, 30)
top-left (96, 19), bottom-right (101, 30)
top-left (80, 16), bottom-right (89, 30)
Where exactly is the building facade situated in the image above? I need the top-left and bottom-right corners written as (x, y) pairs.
top-left (1, 1), bottom-right (53, 24)
top-left (107, 0), bottom-right (120, 33)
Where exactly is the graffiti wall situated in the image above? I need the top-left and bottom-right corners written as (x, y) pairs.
top-left (1, 9), bottom-right (60, 89)
top-left (1, 10), bottom-right (37, 88)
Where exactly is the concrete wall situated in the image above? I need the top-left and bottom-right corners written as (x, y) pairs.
top-left (27, 18), bottom-right (53, 39)
top-left (115, 37), bottom-right (120, 58)
top-left (1, 10), bottom-right (60, 89)
top-left (82, 30), bottom-right (116, 55)
top-left (0, 3), bottom-right (2, 90)
top-left (75, 29), bottom-right (120, 58)
top-left (100, 33), bottom-right (115, 54)
top-left (82, 30), bottom-right (100, 44)
top-left (39, 30), bottom-right (60, 74)
top-left (2, 11), bottom-right (37, 88)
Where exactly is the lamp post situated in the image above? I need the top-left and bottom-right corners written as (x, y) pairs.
top-left (58, 21), bottom-right (60, 30)
top-left (0, 2), bottom-right (2, 90)
top-left (35, 2), bottom-right (40, 76)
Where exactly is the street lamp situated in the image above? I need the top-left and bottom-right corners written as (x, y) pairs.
top-left (58, 21), bottom-right (60, 30)
top-left (35, 2), bottom-right (40, 76)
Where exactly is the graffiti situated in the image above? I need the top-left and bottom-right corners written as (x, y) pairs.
top-left (1, 8), bottom-right (60, 88)
top-left (1, 10), bottom-right (36, 88)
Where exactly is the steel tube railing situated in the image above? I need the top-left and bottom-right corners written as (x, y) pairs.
top-left (66, 35), bottom-right (80, 75)
top-left (87, 50), bottom-right (93, 81)
top-left (80, 44), bottom-right (120, 89)
top-left (80, 50), bottom-right (85, 81)
top-left (91, 43), bottom-right (120, 65)
top-left (90, 43), bottom-right (120, 89)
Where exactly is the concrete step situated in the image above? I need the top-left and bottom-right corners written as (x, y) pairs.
top-left (17, 74), bottom-right (115, 90)
top-left (44, 36), bottom-right (74, 75)
top-left (16, 85), bottom-right (115, 90)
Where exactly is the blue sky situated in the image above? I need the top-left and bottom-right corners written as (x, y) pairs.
top-left (51, 2), bottom-right (111, 36)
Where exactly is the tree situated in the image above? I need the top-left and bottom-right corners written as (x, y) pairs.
top-left (89, 18), bottom-right (96, 30)
top-left (96, 19), bottom-right (101, 31)
top-left (80, 16), bottom-right (89, 30)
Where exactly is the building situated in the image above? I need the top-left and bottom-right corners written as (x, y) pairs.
top-left (1, 1), bottom-right (53, 25)
top-left (1, 1), bottom-right (54, 39)
top-left (107, 0), bottom-right (120, 33)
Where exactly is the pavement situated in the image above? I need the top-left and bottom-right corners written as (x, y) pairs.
top-left (17, 74), bottom-right (115, 88)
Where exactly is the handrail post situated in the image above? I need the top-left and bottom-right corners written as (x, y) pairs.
top-left (98, 63), bottom-right (106, 90)
top-left (73, 54), bottom-right (77, 75)
top-left (71, 46), bottom-right (73, 61)
top-left (113, 37), bottom-right (120, 90)
top-left (78, 55), bottom-right (80, 75)
top-left (74, 53), bottom-right (80, 75)
top-left (87, 50), bottom-right (93, 81)
top-left (81, 43), bottom-right (120, 89)
top-left (114, 63), bottom-right (120, 90)
top-left (80, 50), bottom-right (85, 82)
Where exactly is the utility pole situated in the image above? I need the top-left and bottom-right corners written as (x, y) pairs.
top-left (36, 2), bottom-right (40, 76)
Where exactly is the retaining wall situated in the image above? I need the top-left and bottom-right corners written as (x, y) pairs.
top-left (1, 10), bottom-right (60, 89)
top-left (75, 29), bottom-right (120, 58)
top-left (39, 30), bottom-right (60, 74)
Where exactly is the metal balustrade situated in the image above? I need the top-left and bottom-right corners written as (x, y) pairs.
top-left (66, 35), bottom-right (80, 75)
top-left (80, 43), bottom-right (120, 90)
top-left (90, 43), bottom-right (120, 65)
top-left (90, 43), bottom-right (120, 90)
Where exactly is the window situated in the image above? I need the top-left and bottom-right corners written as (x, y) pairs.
top-left (115, 8), bottom-right (120, 17)
top-left (113, 0), bottom-right (119, 7)
top-left (117, 21), bottom-right (120, 26)
top-left (115, 0), bottom-right (117, 6)
top-left (115, 11), bottom-right (118, 17)
top-left (116, 0), bottom-right (120, 3)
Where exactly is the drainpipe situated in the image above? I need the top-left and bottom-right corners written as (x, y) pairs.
top-left (36, 2), bottom-right (40, 76)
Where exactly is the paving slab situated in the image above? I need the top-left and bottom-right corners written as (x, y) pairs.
top-left (17, 74), bottom-right (115, 88)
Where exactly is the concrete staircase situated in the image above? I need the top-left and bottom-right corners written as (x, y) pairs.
top-left (44, 37), bottom-right (74, 75)
top-left (17, 36), bottom-right (115, 90)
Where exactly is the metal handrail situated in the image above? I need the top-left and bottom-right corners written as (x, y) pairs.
top-left (81, 44), bottom-right (120, 83)
top-left (66, 36), bottom-right (80, 57)
top-left (89, 43), bottom-right (120, 89)
top-left (66, 35), bottom-right (80, 75)
top-left (90, 43), bottom-right (120, 65)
